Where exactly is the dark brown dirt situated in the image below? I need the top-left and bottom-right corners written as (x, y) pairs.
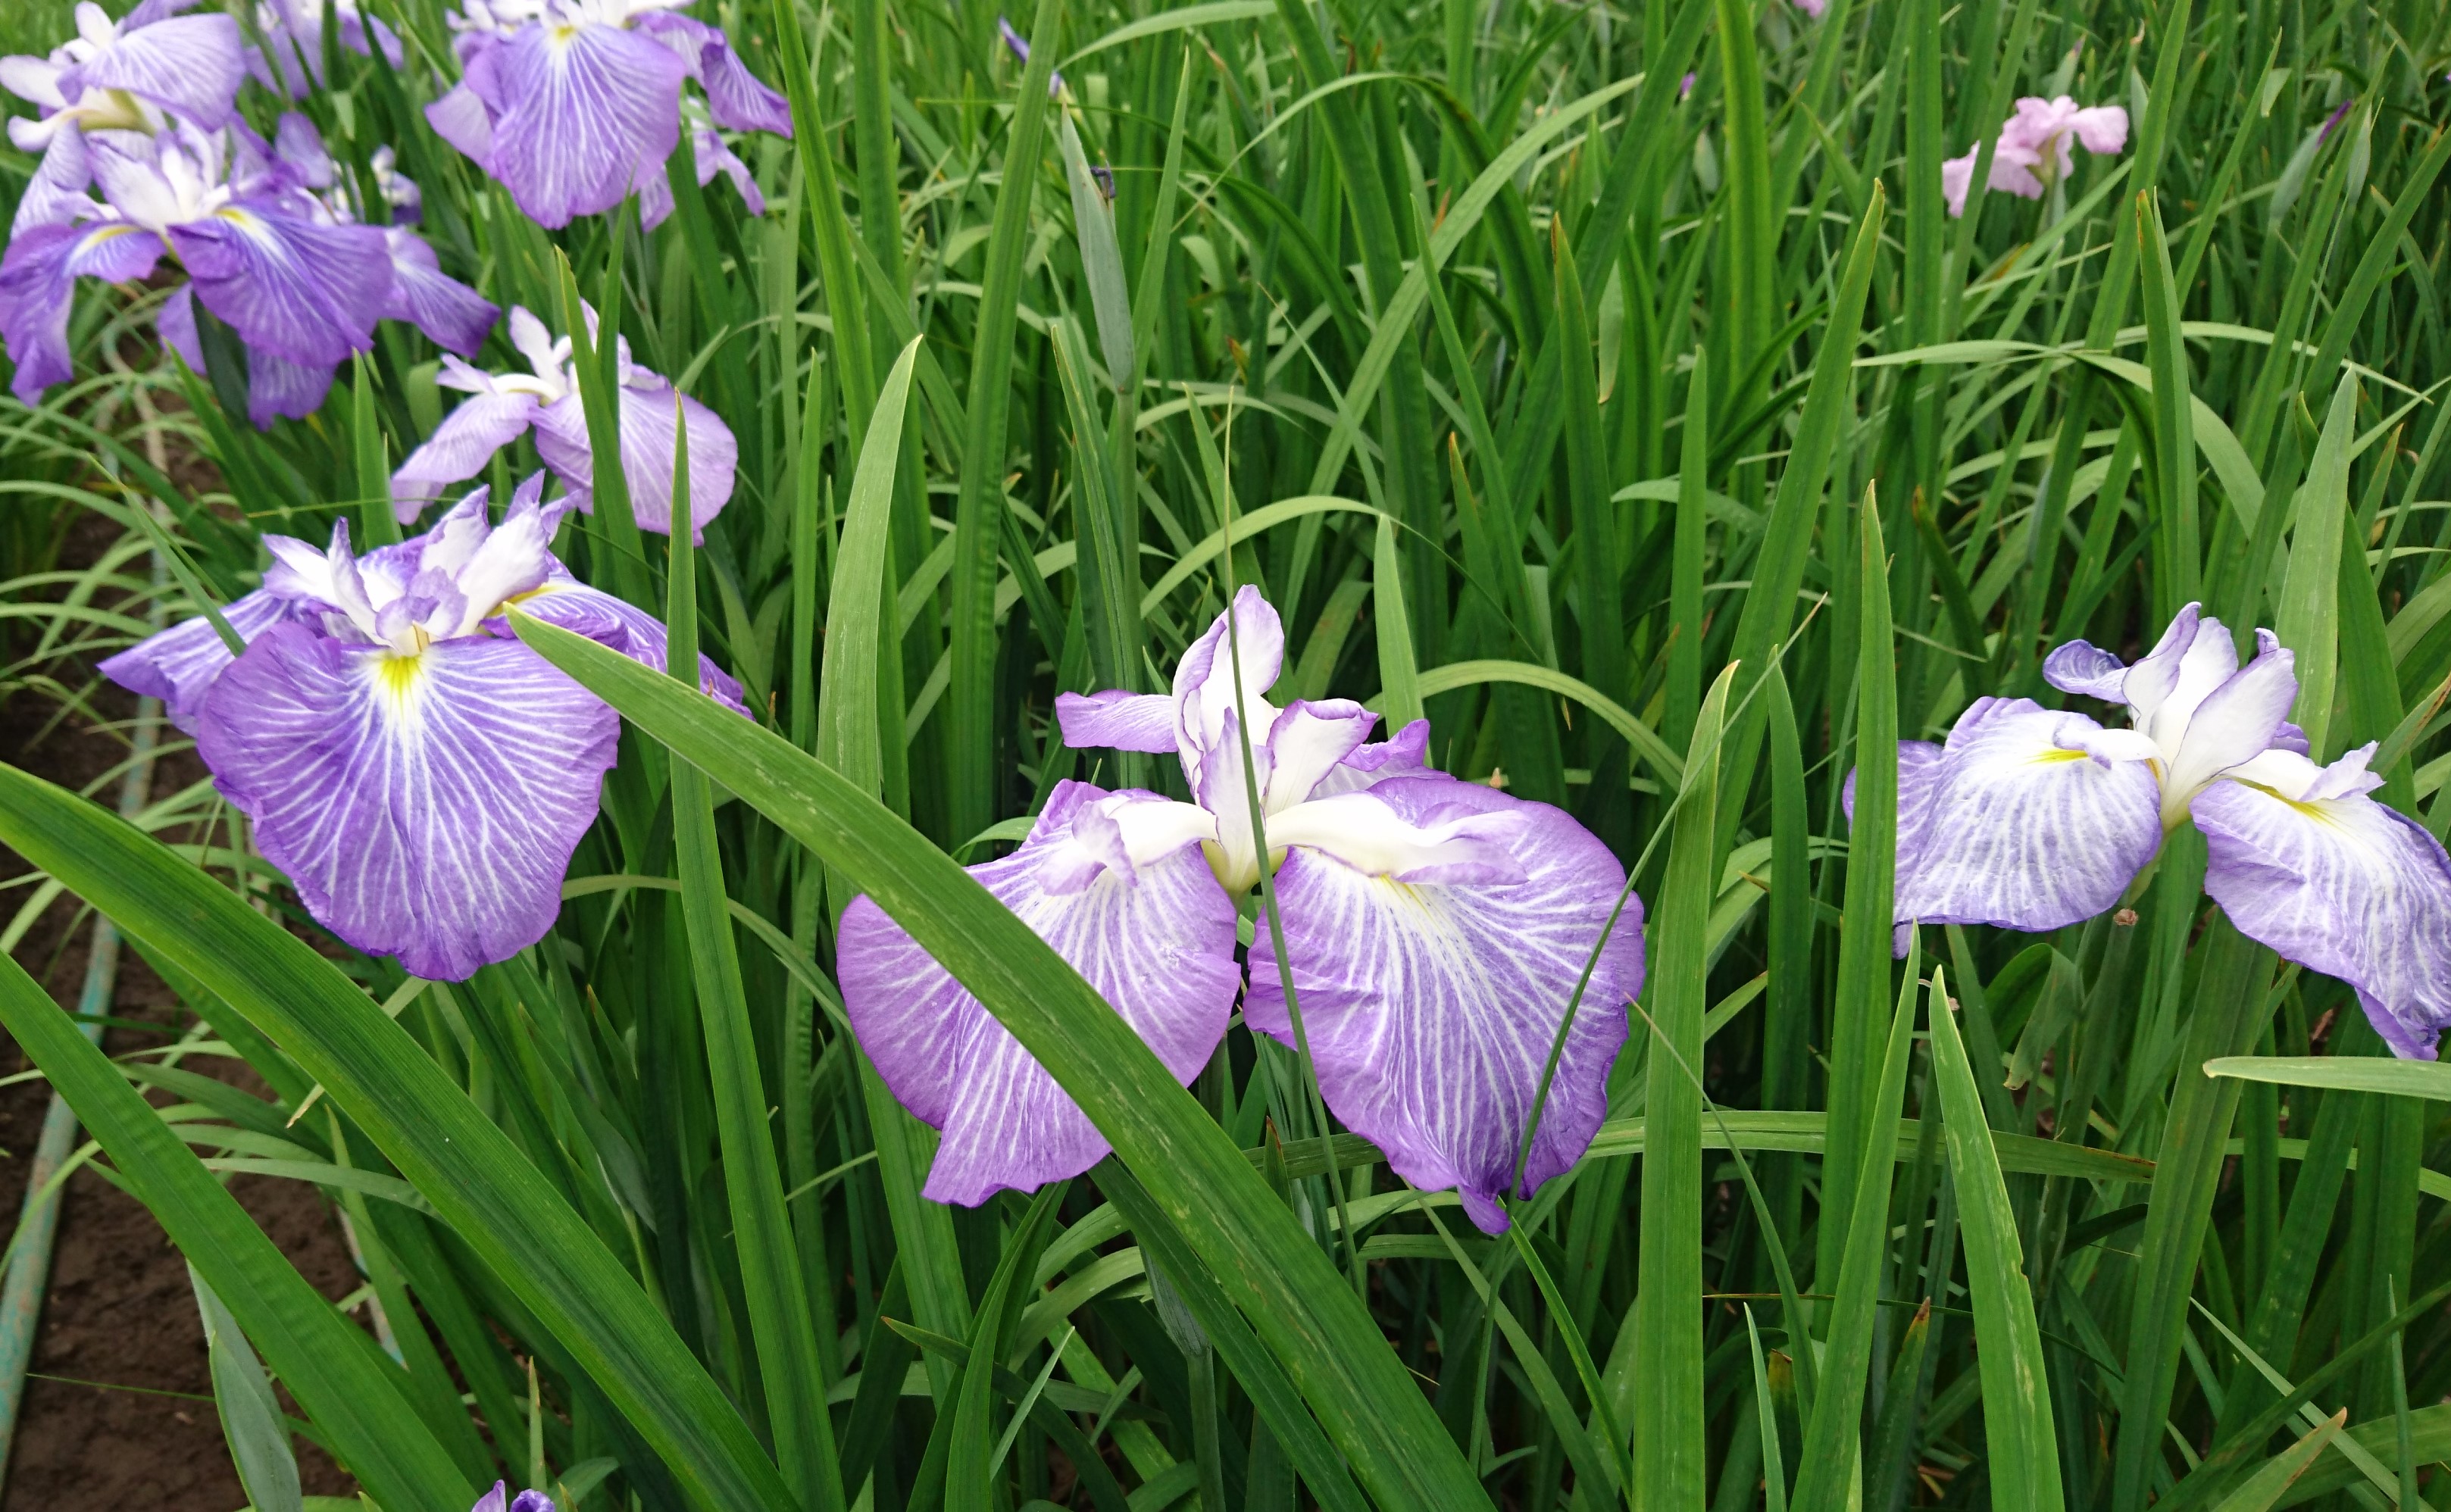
top-left (0, 514), bottom-right (364, 1508)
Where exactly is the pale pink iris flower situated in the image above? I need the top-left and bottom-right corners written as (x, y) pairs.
top-left (1942, 95), bottom-right (2129, 217)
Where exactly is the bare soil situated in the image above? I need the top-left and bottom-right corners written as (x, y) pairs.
top-left (0, 515), bottom-right (364, 1508)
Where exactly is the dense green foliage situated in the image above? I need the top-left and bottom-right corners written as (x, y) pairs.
top-left (3, 0), bottom-right (2451, 1507)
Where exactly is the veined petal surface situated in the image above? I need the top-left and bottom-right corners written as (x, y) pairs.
top-left (98, 586), bottom-right (296, 731)
top-left (835, 782), bottom-right (1241, 1204)
top-left (508, 576), bottom-right (747, 711)
top-left (1866, 697), bottom-right (2162, 945)
top-left (1246, 776), bottom-right (1641, 1232)
top-left (2196, 750), bottom-right (2451, 1060)
top-left (167, 202), bottom-right (388, 367)
top-left (1054, 689), bottom-right (1178, 752)
top-left (485, 20), bottom-right (686, 229)
top-left (392, 390), bottom-right (539, 517)
top-left (62, 12), bottom-right (244, 130)
top-left (193, 623), bottom-right (618, 982)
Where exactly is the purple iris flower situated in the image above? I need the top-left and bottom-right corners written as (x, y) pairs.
top-left (425, 0), bottom-right (790, 230)
top-left (2, 0), bottom-right (245, 233)
top-left (0, 110), bottom-right (494, 426)
top-left (389, 304), bottom-right (735, 535)
top-left (1852, 602), bottom-right (2451, 1058)
top-left (837, 588), bottom-right (1644, 1232)
top-left (473, 1481), bottom-right (555, 1512)
top-left (1940, 95), bottom-right (2129, 217)
top-left (244, 0), bottom-right (405, 98)
top-left (101, 477), bottom-right (747, 982)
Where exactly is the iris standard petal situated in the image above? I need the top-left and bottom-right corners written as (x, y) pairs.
top-left (61, 12), bottom-right (244, 130)
top-left (380, 227), bottom-right (497, 358)
top-left (1305, 717), bottom-right (1431, 798)
top-left (2120, 601), bottom-right (2206, 725)
top-left (2196, 760), bottom-right (2451, 1059)
top-left (485, 20), bottom-right (687, 229)
top-left (2159, 629), bottom-right (2296, 817)
top-left (1862, 697), bottom-right (2162, 945)
top-left (1054, 689), bottom-right (1179, 751)
top-left (1245, 776), bottom-right (1642, 1232)
top-left (98, 586), bottom-right (295, 731)
top-left (1260, 699), bottom-right (1379, 812)
top-left (193, 623), bottom-right (619, 982)
top-left (167, 203), bottom-right (389, 368)
top-left (392, 391), bottom-right (540, 518)
top-left (1171, 585), bottom-right (1285, 784)
top-left (835, 781), bottom-right (1241, 1204)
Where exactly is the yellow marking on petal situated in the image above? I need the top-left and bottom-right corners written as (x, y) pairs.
top-left (370, 651), bottom-right (427, 721)
top-left (2029, 747), bottom-right (2090, 764)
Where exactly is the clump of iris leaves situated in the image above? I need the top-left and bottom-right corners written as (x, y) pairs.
top-left (2, 0), bottom-right (2450, 1510)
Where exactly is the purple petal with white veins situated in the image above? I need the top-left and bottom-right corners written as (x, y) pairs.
top-left (532, 381), bottom-right (736, 537)
top-left (2196, 763), bottom-right (2451, 1060)
top-left (194, 623), bottom-right (618, 982)
top-left (509, 576), bottom-right (747, 712)
top-left (12, 132), bottom-right (94, 236)
top-left (167, 203), bottom-right (389, 368)
top-left (2121, 601), bottom-right (2206, 722)
top-left (98, 586), bottom-right (296, 732)
top-left (0, 220), bottom-right (167, 404)
top-left (694, 126), bottom-right (764, 214)
top-left (392, 390), bottom-right (539, 519)
top-left (836, 780), bottom-right (1240, 1204)
top-left (485, 20), bottom-right (686, 229)
top-left (694, 30), bottom-right (793, 135)
top-left (380, 226), bottom-right (498, 357)
top-left (274, 112), bottom-right (333, 188)
top-left (426, 81), bottom-right (497, 167)
top-left (1055, 689), bottom-right (1178, 751)
top-left (1858, 697), bottom-right (2162, 947)
top-left (245, 348), bottom-right (338, 428)
top-left (1246, 776), bottom-right (1641, 1232)
top-left (61, 13), bottom-right (244, 131)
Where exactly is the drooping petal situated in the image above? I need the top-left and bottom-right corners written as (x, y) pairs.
top-left (1856, 697), bottom-right (2163, 946)
top-left (155, 281), bottom-right (202, 371)
top-left (836, 781), bottom-right (1241, 1204)
top-left (483, 20), bottom-right (687, 229)
top-left (392, 390), bottom-right (540, 519)
top-left (530, 382), bottom-right (736, 537)
top-left (2067, 104), bottom-right (2129, 155)
top-left (0, 220), bottom-right (167, 403)
top-left (2159, 629), bottom-right (2296, 818)
top-left (507, 575), bottom-right (747, 712)
top-left (2196, 753), bottom-right (2451, 1059)
top-left (58, 12), bottom-right (244, 131)
top-left (193, 623), bottom-right (619, 982)
top-left (97, 586), bottom-right (296, 732)
top-left (692, 30), bottom-right (792, 136)
top-left (1246, 776), bottom-right (1642, 1232)
top-left (380, 226), bottom-right (497, 357)
top-left (245, 348), bottom-right (338, 427)
top-left (167, 203), bottom-right (389, 368)
top-left (692, 126), bottom-right (764, 215)
top-left (1940, 147), bottom-right (1977, 218)
top-left (1054, 689), bottom-right (1178, 751)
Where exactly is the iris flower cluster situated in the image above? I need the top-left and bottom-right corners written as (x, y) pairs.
top-left (838, 589), bottom-right (1646, 1232)
top-left (1857, 604), bottom-right (2451, 1057)
top-left (0, 1), bottom-right (495, 423)
top-left (425, 0), bottom-right (790, 230)
top-left (389, 303), bottom-right (735, 533)
top-left (102, 478), bottom-right (744, 982)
